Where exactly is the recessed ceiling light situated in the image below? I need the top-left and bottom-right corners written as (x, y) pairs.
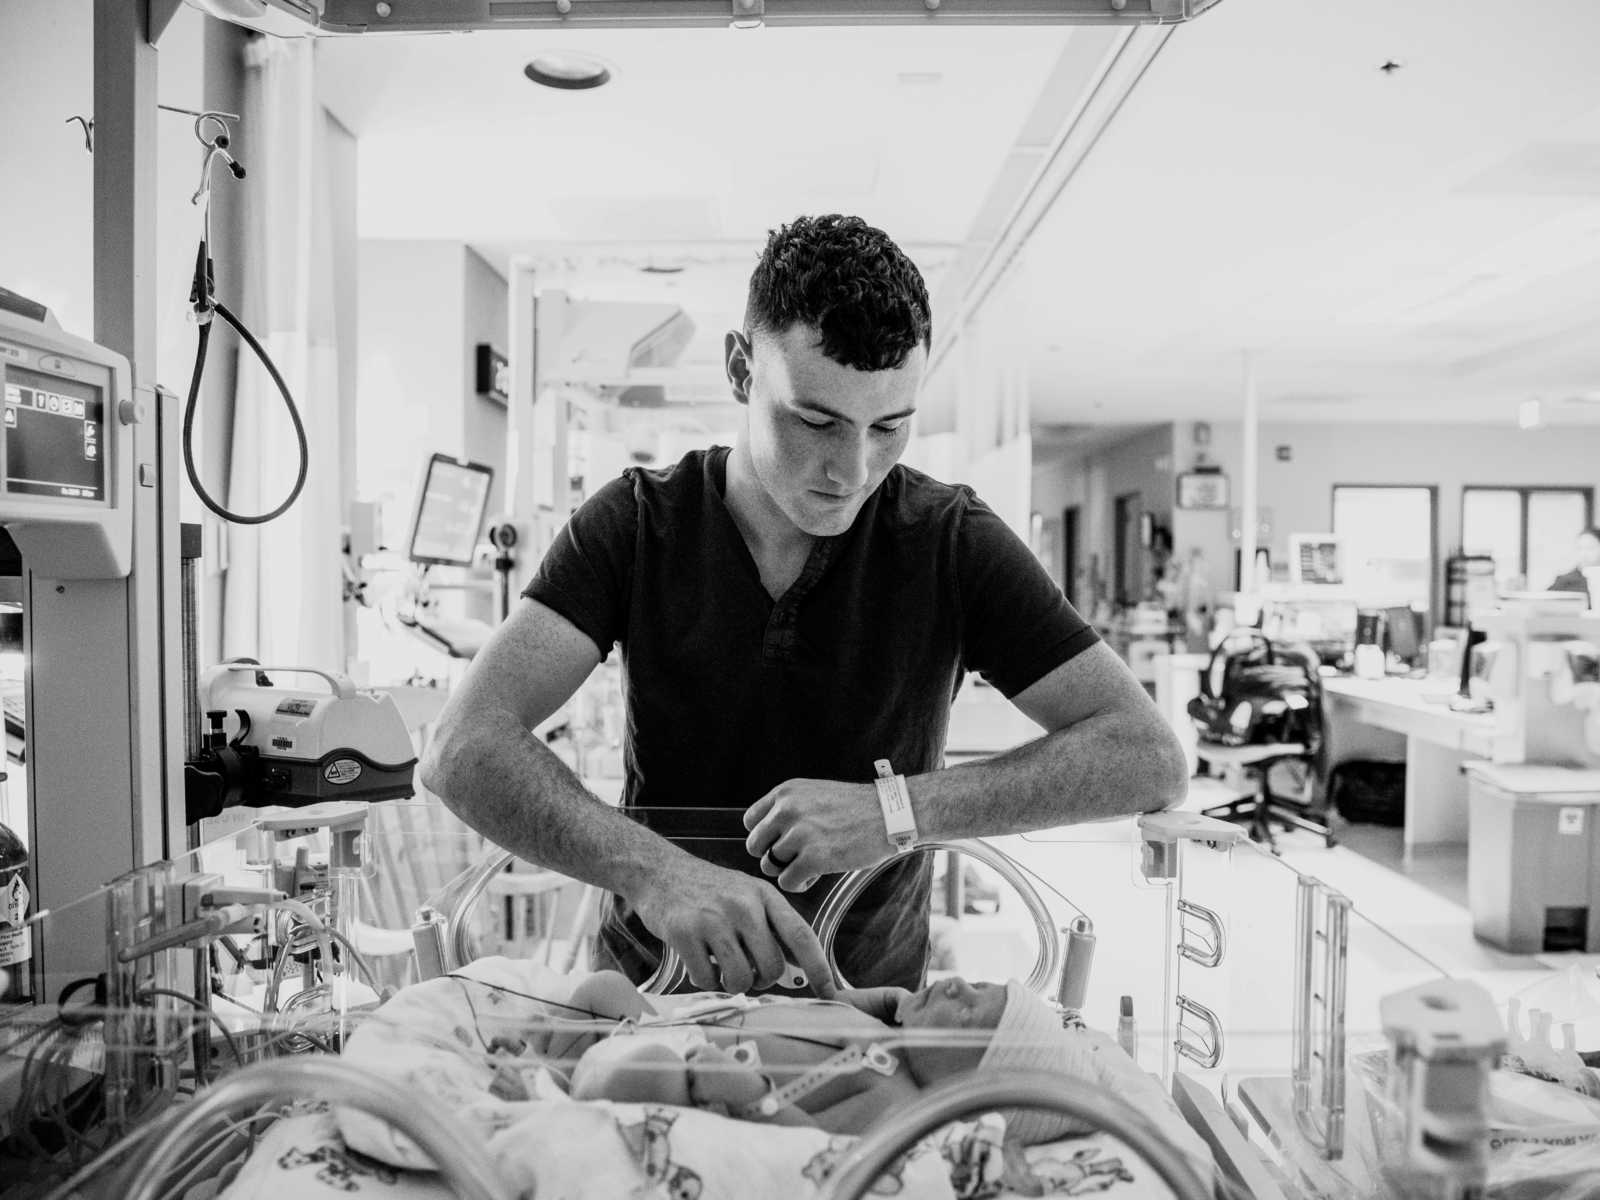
top-left (524, 52), bottom-right (611, 90)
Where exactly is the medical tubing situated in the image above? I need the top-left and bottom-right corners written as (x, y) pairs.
top-left (182, 295), bottom-right (309, 525)
top-left (264, 899), bottom-right (335, 1014)
top-left (820, 1069), bottom-right (1211, 1200)
top-left (810, 839), bottom-right (1060, 993)
top-left (124, 1058), bottom-right (514, 1200)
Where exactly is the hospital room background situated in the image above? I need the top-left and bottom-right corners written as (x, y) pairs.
top-left (2, 0), bottom-right (1600, 1197)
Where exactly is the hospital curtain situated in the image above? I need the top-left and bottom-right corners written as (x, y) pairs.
top-left (221, 36), bottom-right (346, 669)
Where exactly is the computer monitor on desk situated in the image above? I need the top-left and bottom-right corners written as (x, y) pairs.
top-left (1383, 605), bottom-right (1422, 669)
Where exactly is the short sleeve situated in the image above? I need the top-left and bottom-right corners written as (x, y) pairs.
top-left (957, 490), bottom-right (1099, 697)
top-left (521, 472), bottom-right (637, 657)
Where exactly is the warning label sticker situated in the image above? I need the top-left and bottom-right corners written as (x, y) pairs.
top-left (1, 875), bottom-right (25, 927)
top-left (0, 925), bottom-right (28, 967)
top-left (324, 759), bottom-right (363, 786)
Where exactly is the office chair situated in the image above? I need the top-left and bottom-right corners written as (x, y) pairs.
top-left (1189, 632), bottom-right (1336, 854)
top-left (1196, 742), bottom-right (1334, 854)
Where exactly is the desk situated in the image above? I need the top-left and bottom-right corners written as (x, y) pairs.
top-left (1320, 676), bottom-right (1495, 859)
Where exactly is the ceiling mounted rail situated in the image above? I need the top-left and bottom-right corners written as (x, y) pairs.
top-left (193, 0), bottom-right (1225, 37)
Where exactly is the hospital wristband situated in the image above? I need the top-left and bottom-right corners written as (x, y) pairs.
top-left (872, 759), bottom-right (918, 854)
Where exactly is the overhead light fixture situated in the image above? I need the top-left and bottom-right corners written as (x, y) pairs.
top-left (1517, 398), bottom-right (1544, 430)
top-left (524, 52), bottom-right (611, 90)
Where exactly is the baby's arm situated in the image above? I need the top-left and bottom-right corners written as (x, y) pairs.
top-left (544, 970), bottom-right (656, 1063)
top-left (683, 1045), bottom-right (815, 1128)
top-left (834, 987), bottom-right (911, 1025)
top-left (814, 1071), bottom-right (921, 1135)
top-left (570, 1040), bottom-right (693, 1106)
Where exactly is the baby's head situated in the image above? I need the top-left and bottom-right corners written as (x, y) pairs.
top-left (899, 978), bottom-right (1092, 1145)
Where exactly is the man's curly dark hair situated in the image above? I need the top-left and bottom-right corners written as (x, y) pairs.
top-left (744, 214), bottom-right (932, 372)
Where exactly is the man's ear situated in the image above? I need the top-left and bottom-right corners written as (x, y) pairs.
top-left (724, 329), bottom-right (753, 405)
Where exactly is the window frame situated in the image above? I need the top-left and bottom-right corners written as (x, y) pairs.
top-left (1329, 483), bottom-right (1439, 619)
top-left (1460, 485), bottom-right (1593, 588)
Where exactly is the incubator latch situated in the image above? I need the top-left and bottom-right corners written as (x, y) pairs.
top-left (1176, 899), bottom-right (1226, 969)
top-left (1137, 811), bottom-right (1244, 881)
top-left (1175, 995), bottom-right (1225, 1069)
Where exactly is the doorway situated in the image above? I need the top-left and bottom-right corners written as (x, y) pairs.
top-left (1063, 505), bottom-right (1080, 607)
top-left (1114, 492), bottom-right (1144, 606)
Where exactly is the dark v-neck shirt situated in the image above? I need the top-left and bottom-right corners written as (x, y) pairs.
top-left (524, 446), bottom-right (1097, 989)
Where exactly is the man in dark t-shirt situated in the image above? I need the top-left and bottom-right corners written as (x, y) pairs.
top-left (422, 215), bottom-right (1187, 997)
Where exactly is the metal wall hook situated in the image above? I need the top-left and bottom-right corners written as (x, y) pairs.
top-left (66, 115), bottom-right (94, 153)
top-left (66, 105), bottom-right (241, 160)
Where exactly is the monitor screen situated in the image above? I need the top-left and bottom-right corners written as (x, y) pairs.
top-left (1289, 534), bottom-right (1343, 586)
top-left (407, 454), bottom-right (493, 567)
top-left (3, 365), bottom-right (105, 501)
top-left (1383, 606), bottom-right (1421, 664)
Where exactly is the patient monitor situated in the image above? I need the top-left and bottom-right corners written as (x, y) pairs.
top-left (407, 453), bottom-right (493, 569)
top-left (0, 292), bottom-right (184, 996)
top-left (401, 454), bottom-right (497, 659)
top-left (0, 299), bottom-right (135, 577)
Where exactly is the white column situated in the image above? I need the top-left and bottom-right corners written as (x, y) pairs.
top-left (506, 260), bottom-right (538, 523)
top-left (1240, 351), bottom-right (1260, 593)
top-left (531, 288), bottom-right (570, 520)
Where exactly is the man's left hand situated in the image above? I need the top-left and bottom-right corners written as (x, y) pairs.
top-left (743, 778), bottom-right (893, 892)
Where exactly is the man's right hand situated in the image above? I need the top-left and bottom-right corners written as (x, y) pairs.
top-left (630, 858), bottom-right (835, 1000)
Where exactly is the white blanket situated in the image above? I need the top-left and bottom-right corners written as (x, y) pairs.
top-left (221, 1102), bottom-right (1155, 1200)
top-left (230, 958), bottom-right (1213, 1200)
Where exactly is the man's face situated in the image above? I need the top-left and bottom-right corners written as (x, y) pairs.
top-left (727, 324), bottom-right (924, 538)
top-left (1578, 533), bottom-right (1600, 569)
top-left (894, 977), bottom-right (1007, 1085)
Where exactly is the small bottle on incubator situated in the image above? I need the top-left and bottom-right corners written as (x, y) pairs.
top-left (0, 788), bottom-right (32, 1004)
top-left (1117, 995), bottom-right (1137, 1065)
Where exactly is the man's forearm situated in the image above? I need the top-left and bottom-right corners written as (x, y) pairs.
top-left (909, 708), bottom-right (1187, 842)
top-left (419, 711), bottom-right (688, 902)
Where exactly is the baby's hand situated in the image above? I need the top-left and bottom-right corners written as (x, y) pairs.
top-left (835, 986), bottom-right (913, 1024)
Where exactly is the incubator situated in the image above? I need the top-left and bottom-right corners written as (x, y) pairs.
top-left (5, 800), bottom-right (1596, 1200)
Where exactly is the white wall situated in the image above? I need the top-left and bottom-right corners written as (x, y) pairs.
top-left (1194, 420), bottom-right (1600, 605)
top-left (964, 433), bottom-right (1033, 539)
top-left (356, 241), bottom-right (467, 542)
top-left (1, 2), bottom-right (94, 333)
top-left (461, 247), bottom-right (509, 518)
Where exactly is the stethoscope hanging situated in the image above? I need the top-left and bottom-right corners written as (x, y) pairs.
top-left (180, 106), bottom-right (309, 526)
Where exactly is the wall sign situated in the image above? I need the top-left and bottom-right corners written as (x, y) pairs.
top-left (1176, 471), bottom-right (1229, 510)
top-left (475, 343), bottom-right (510, 406)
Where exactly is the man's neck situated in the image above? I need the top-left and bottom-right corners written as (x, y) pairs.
top-left (723, 438), bottom-right (814, 563)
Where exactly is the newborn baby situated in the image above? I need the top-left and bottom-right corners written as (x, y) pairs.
top-left (553, 971), bottom-right (1096, 1145)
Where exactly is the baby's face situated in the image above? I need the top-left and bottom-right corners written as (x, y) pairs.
top-left (896, 979), bottom-right (1007, 1086)
top-left (896, 977), bottom-right (1008, 1032)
